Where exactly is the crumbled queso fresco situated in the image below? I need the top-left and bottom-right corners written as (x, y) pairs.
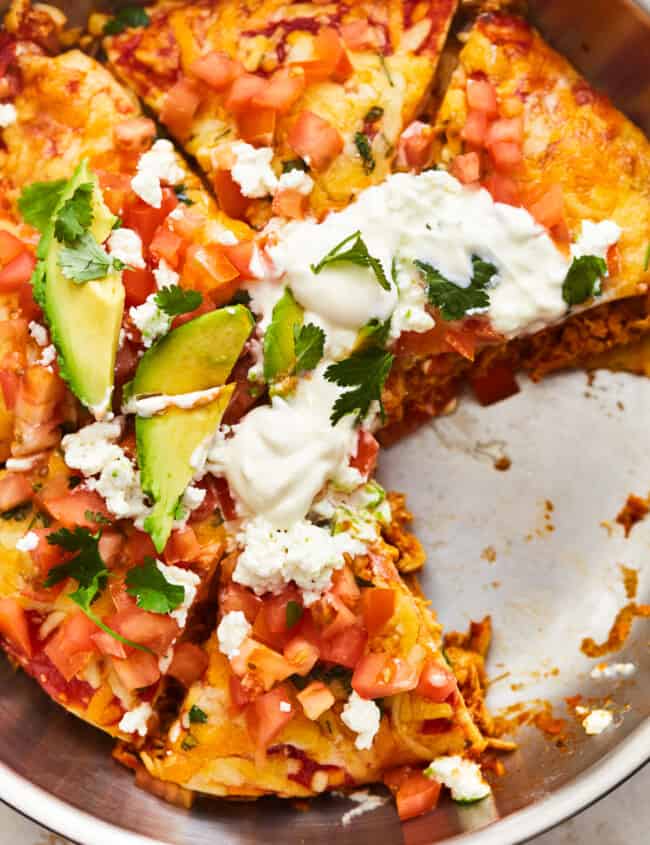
top-left (425, 756), bottom-right (491, 802)
top-left (341, 691), bottom-right (381, 750)
top-left (131, 139), bottom-right (184, 208)
top-left (217, 610), bottom-right (251, 659)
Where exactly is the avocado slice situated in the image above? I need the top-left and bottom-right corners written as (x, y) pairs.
top-left (40, 161), bottom-right (123, 417)
top-left (131, 305), bottom-right (254, 396)
top-left (132, 303), bottom-right (253, 550)
top-left (138, 386), bottom-right (234, 552)
top-left (263, 287), bottom-right (303, 383)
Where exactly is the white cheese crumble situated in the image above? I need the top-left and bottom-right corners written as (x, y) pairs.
top-left (118, 702), bottom-right (152, 737)
top-left (62, 420), bottom-right (124, 476)
top-left (16, 531), bottom-right (39, 552)
top-left (277, 168), bottom-right (314, 196)
top-left (153, 258), bottom-right (180, 289)
top-left (130, 294), bottom-right (172, 347)
top-left (582, 709), bottom-right (614, 735)
top-left (123, 385), bottom-right (228, 418)
top-left (5, 455), bottom-right (41, 471)
top-left (155, 560), bottom-right (200, 628)
top-left (28, 321), bottom-right (48, 347)
top-left (425, 756), bottom-right (491, 802)
top-left (88, 453), bottom-right (151, 524)
top-left (108, 227), bottom-right (145, 269)
top-left (230, 142), bottom-right (278, 198)
top-left (131, 139), bottom-right (184, 208)
top-left (0, 103), bottom-right (17, 128)
top-left (590, 662), bottom-right (636, 680)
top-left (341, 691), bottom-right (381, 751)
top-left (233, 516), bottom-right (363, 604)
top-left (217, 610), bottom-right (251, 659)
top-left (38, 344), bottom-right (57, 367)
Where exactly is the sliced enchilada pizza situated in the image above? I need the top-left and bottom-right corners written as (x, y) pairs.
top-left (101, 0), bottom-right (458, 223)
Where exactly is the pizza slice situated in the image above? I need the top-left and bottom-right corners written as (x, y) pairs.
top-left (382, 11), bottom-right (650, 441)
top-left (101, 0), bottom-right (458, 223)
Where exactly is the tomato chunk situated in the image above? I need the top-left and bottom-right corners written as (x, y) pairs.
top-left (161, 77), bottom-right (201, 138)
top-left (0, 597), bottom-right (31, 657)
top-left (163, 526), bottom-right (201, 564)
top-left (237, 107), bottom-right (276, 147)
top-left (114, 117), bottom-right (156, 153)
top-left (230, 639), bottom-right (294, 690)
top-left (485, 117), bottom-right (524, 148)
top-left (330, 565), bottom-right (360, 609)
top-left (190, 52), bottom-right (242, 90)
top-left (416, 659), bottom-right (456, 702)
top-left (213, 170), bottom-right (248, 219)
top-left (182, 243), bottom-right (240, 304)
top-left (44, 489), bottom-right (112, 529)
top-left (528, 184), bottom-right (565, 230)
top-left (483, 172), bottom-right (520, 206)
top-left (111, 650), bottom-right (161, 691)
top-left (0, 472), bottom-right (32, 512)
top-left (319, 622), bottom-right (367, 668)
top-left (466, 78), bottom-right (498, 117)
top-left (108, 607), bottom-right (179, 655)
top-left (288, 111), bottom-right (343, 171)
top-left (352, 653), bottom-right (418, 698)
top-left (0, 230), bottom-right (27, 265)
top-left (150, 226), bottom-right (185, 269)
top-left (489, 141), bottom-right (523, 171)
top-left (361, 588), bottom-right (395, 636)
top-left (225, 73), bottom-right (267, 115)
top-left (167, 642), bottom-right (209, 685)
top-left (397, 122), bottom-right (434, 171)
top-left (219, 240), bottom-right (254, 278)
top-left (271, 188), bottom-right (306, 219)
top-left (219, 582), bottom-right (262, 624)
top-left (44, 611), bottom-right (98, 681)
top-left (246, 684), bottom-right (294, 749)
top-left (283, 636), bottom-right (319, 675)
top-left (461, 110), bottom-right (488, 146)
top-left (396, 772), bottom-right (441, 821)
top-left (297, 681), bottom-right (335, 720)
top-left (0, 251), bottom-right (36, 292)
top-left (450, 152), bottom-right (481, 185)
top-left (349, 429), bottom-right (379, 477)
top-left (124, 189), bottom-right (178, 246)
top-left (123, 267), bottom-right (156, 307)
top-left (252, 67), bottom-right (305, 114)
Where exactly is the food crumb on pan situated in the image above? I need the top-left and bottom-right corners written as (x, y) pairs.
top-left (615, 494), bottom-right (649, 537)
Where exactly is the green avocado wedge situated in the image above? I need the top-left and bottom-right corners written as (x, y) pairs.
top-left (263, 287), bottom-right (303, 383)
top-left (138, 386), bottom-right (235, 552)
top-left (131, 305), bottom-right (254, 396)
top-left (38, 161), bottom-right (123, 417)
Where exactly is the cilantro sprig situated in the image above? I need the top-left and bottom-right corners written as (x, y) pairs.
top-left (45, 527), bottom-right (152, 653)
top-left (18, 180), bottom-right (67, 234)
top-left (103, 6), bottom-right (150, 35)
top-left (311, 231), bottom-right (390, 291)
top-left (562, 254), bottom-right (607, 307)
top-left (126, 557), bottom-right (185, 615)
top-left (325, 346), bottom-right (394, 425)
top-left (59, 233), bottom-right (122, 283)
top-left (293, 322), bottom-right (325, 374)
top-left (188, 705), bottom-right (208, 724)
top-left (154, 285), bottom-right (203, 317)
top-left (54, 183), bottom-right (94, 246)
top-left (416, 255), bottom-right (497, 321)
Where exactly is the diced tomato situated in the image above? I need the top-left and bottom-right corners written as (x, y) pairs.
top-left (161, 76), bottom-right (201, 138)
top-left (224, 73), bottom-right (267, 115)
top-left (108, 607), bottom-right (179, 655)
top-left (396, 772), bottom-right (441, 821)
top-left (470, 362), bottom-right (520, 406)
top-left (349, 429), bottom-right (378, 477)
top-left (123, 266), bottom-right (156, 307)
top-left (361, 588), bottom-right (395, 636)
top-left (253, 605), bottom-right (290, 652)
top-left (124, 530), bottom-right (158, 566)
top-left (341, 20), bottom-right (374, 50)
top-left (98, 530), bottom-right (125, 568)
top-left (163, 526), bottom-right (201, 564)
top-left (319, 622), bottom-right (367, 668)
top-left (0, 472), bottom-right (32, 512)
top-left (124, 189), bottom-right (178, 246)
top-left (0, 230), bottom-right (27, 265)
top-left (150, 226), bottom-right (185, 269)
top-left (28, 526), bottom-right (64, 576)
top-left (190, 51), bottom-right (242, 90)
top-left (114, 117), bottom-right (156, 153)
top-left (220, 583), bottom-right (262, 624)
top-left (295, 28), bottom-right (351, 85)
top-left (252, 67), bottom-right (305, 114)
top-left (261, 585), bottom-right (303, 635)
top-left (213, 169), bottom-right (248, 219)
top-left (0, 369), bottom-right (19, 409)
top-left (220, 240), bottom-right (254, 278)
top-left (283, 636), bottom-right (319, 675)
top-left (44, 488), bottom-right (112, 529)
top-left (17, 282), bottom-right (42, 322)
top-left (416, 659), bottom-right (456, 702)
top-left (383, 764), bottom-right (416, 792)
top-left (466, 78), bottom-right (498, 117)
top-left (489, 141), bottom-right (522, 171)
top-left (450, 152), bottom-right (481, 185)
top-left (397, 122), bottom-right (434, 172)
top-left (97, 171), bottom-right (132, 217)
top-left (483, 172), bottom-right (520, 206)
top-left (214, 476), bottom-right (238, 520)
top-left (44, 611), bottom-right (98, 681)
top-left (167, 642), bottom-right (208, 685)
top-left (319, 595), bottom-right (358, 641)
top-left (528, 184), bottom-right (565, 230)
top-left (12, 365), bottom-right (64, 456)
top-left (0, 251), bottom-right (36, 292)
top-left (237, 107), bottom-right (276, 147)
top-left (109, 579), bottom-right (137, 613)
top-left (443, 326), bottom-right (478, 361)
top-left (607, 242), bottom-right (621, 277)
top-left (229, 672), bottom-right (250, 713)
top-left (352, 653), bottom-right (418, 699)
top-left (0, 597), bottom-right (31, 657)
top-left (246, 684), bottom-right (294, 749)
top-left (182, 243), bottom-right (240, 304)
top-left (230, 639), bottom-right (294, 690)
top-left (288, 111), bottom-right (343, 171)
top-left (167, 207), bottom-right (205, 242)
top-left (461, 110), bottom-right (488, 146)
top-left (91, 629), bottom-right (127, 659)
top-left (485, 117), bottom-right (524, 148)
top-left (271, 188), bottom-right (306, 219)
top-left (296, 681), bottom-right (335, 720)
top-left (330, 566), bottom-right (360, 609)
top-left (111, 650), bottom-right (161, 691)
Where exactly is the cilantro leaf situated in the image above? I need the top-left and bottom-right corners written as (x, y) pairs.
top-left (354, 132), bottom-right (375, 173)
top-left (282, 158), bottom-right (309, 174)
top-left (45, 527), bottom-right (152, 653)
top-left (285, 600), bottom-right (303, 629)
top-left (378, 53), bottom-right (394, 87)
top-left (293, 322), bottom-right (325, 374)
top-left (311, 231), bottom-right (390, 291)
top-left (562, 254), bottom-right (607, 306)
top-left (125, 557), bottom-right (185, 614)
top-left (18, 179), bottom-right (67, 234)
top-left (416, 255), bottom-right (496, 321)
top-left (58, 233), bottom-right (121, 283)
top-left (188, 705), bottom-right (208, 724)
top-left (356, 317), bottom-right (391, 351)
top-left (364, 106), bottom-right (384, 124)
top-left (103, 6), bottom-right (150, 35)
top-left (84, 509), bottom-right (112, 525)
top-left (173, 184), bottom-right (194, 206)
top-left (54, 182), bottom-right (94, 245)
top-left (154, 285), bottom-right (203, 317)
top-left (325, 346), bottom-right (394, 425)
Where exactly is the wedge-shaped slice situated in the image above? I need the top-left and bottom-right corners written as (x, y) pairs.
top-left (382, 12), bottom-right (650, 442)
top-left (103, 0), bottom-right (458, 221)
